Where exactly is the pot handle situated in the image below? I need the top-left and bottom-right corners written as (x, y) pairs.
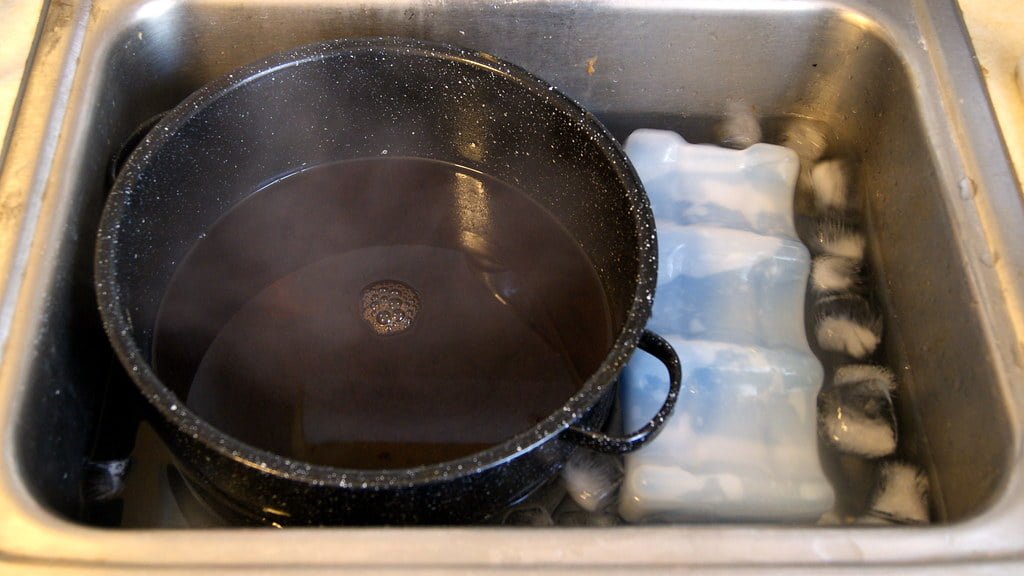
top-left (565, 330), bottom-right (680, 454)
top-left (108, 112), bottom-right (166, 186)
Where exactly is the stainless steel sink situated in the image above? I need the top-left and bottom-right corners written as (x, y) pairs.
top-left (1, 0), bottom-right (1023, 572)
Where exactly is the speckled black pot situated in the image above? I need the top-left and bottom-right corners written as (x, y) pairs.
top-left (95, 38), bottom-right (679, 525)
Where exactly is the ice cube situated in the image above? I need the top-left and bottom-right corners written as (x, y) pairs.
top-left (649, 224), bottom-right (811, 349)
top-left (716, 100), bottom-right (762, 150)
top-left (499, 476), bottom-right (567, 523)
top-left (780, 121), bottom-right (829, 164)
top-left (502, 506), bottom-right (554, 526)
top-left (818, 364), bottom-right (898, 458)
top-left (865, 461), bottom-right (929, 524)
top-left (82, 458), bottom-right (132, 502)
top-left (619, 338), bottom-right (832, 522)
top-left (810, 159), bottom-right (850, 213)
top-left (620, 128), bottom-right (831, 523)
top-left (552, 492), bottom-right (622, 526)
top-left (624, 129), bottom-right (800, 239)
top-left (813, 293), bottom-right (883, 359)
top-left (811, 255), bottom-right (861, 294)
top-left (553, 510), bottom-right (622, 527)
top-left (562, 448), bottom-right (623, 513)
top-left (799, 217), bottom-right (866, 262)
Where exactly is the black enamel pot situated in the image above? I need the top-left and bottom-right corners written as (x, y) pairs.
top-left (95, 38), bottom-right (679, 525)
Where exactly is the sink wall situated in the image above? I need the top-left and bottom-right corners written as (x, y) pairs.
top-left (0, 0), bottom-right (1022, 571)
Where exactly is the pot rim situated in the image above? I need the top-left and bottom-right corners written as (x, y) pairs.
top-left (94, 36), bottom-right (657, 489)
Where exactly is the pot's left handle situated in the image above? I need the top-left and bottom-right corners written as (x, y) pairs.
top-left (565, 330), bottom-right (680, 454)
top-left (107, 112), bottom-right (166, 187)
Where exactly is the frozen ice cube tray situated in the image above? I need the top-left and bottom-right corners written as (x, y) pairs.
top-left (619, 129), bottom-right (832, 522)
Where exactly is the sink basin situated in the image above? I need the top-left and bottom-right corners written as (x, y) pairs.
top-left (1, 0), bottom-right (1022, 571)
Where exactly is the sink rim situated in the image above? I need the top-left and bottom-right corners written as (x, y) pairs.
top-left (0, 0), bottom-right (1022, 569)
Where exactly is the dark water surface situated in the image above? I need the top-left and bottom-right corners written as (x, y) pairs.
top-left (153, 157), bottom-right (613, 469)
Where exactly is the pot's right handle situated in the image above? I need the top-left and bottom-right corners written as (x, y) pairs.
top-left (565, 330), bottom-right (680, 454)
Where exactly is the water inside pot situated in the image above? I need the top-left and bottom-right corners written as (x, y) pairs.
top-left (151, 157), bottom-right (614, 469)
